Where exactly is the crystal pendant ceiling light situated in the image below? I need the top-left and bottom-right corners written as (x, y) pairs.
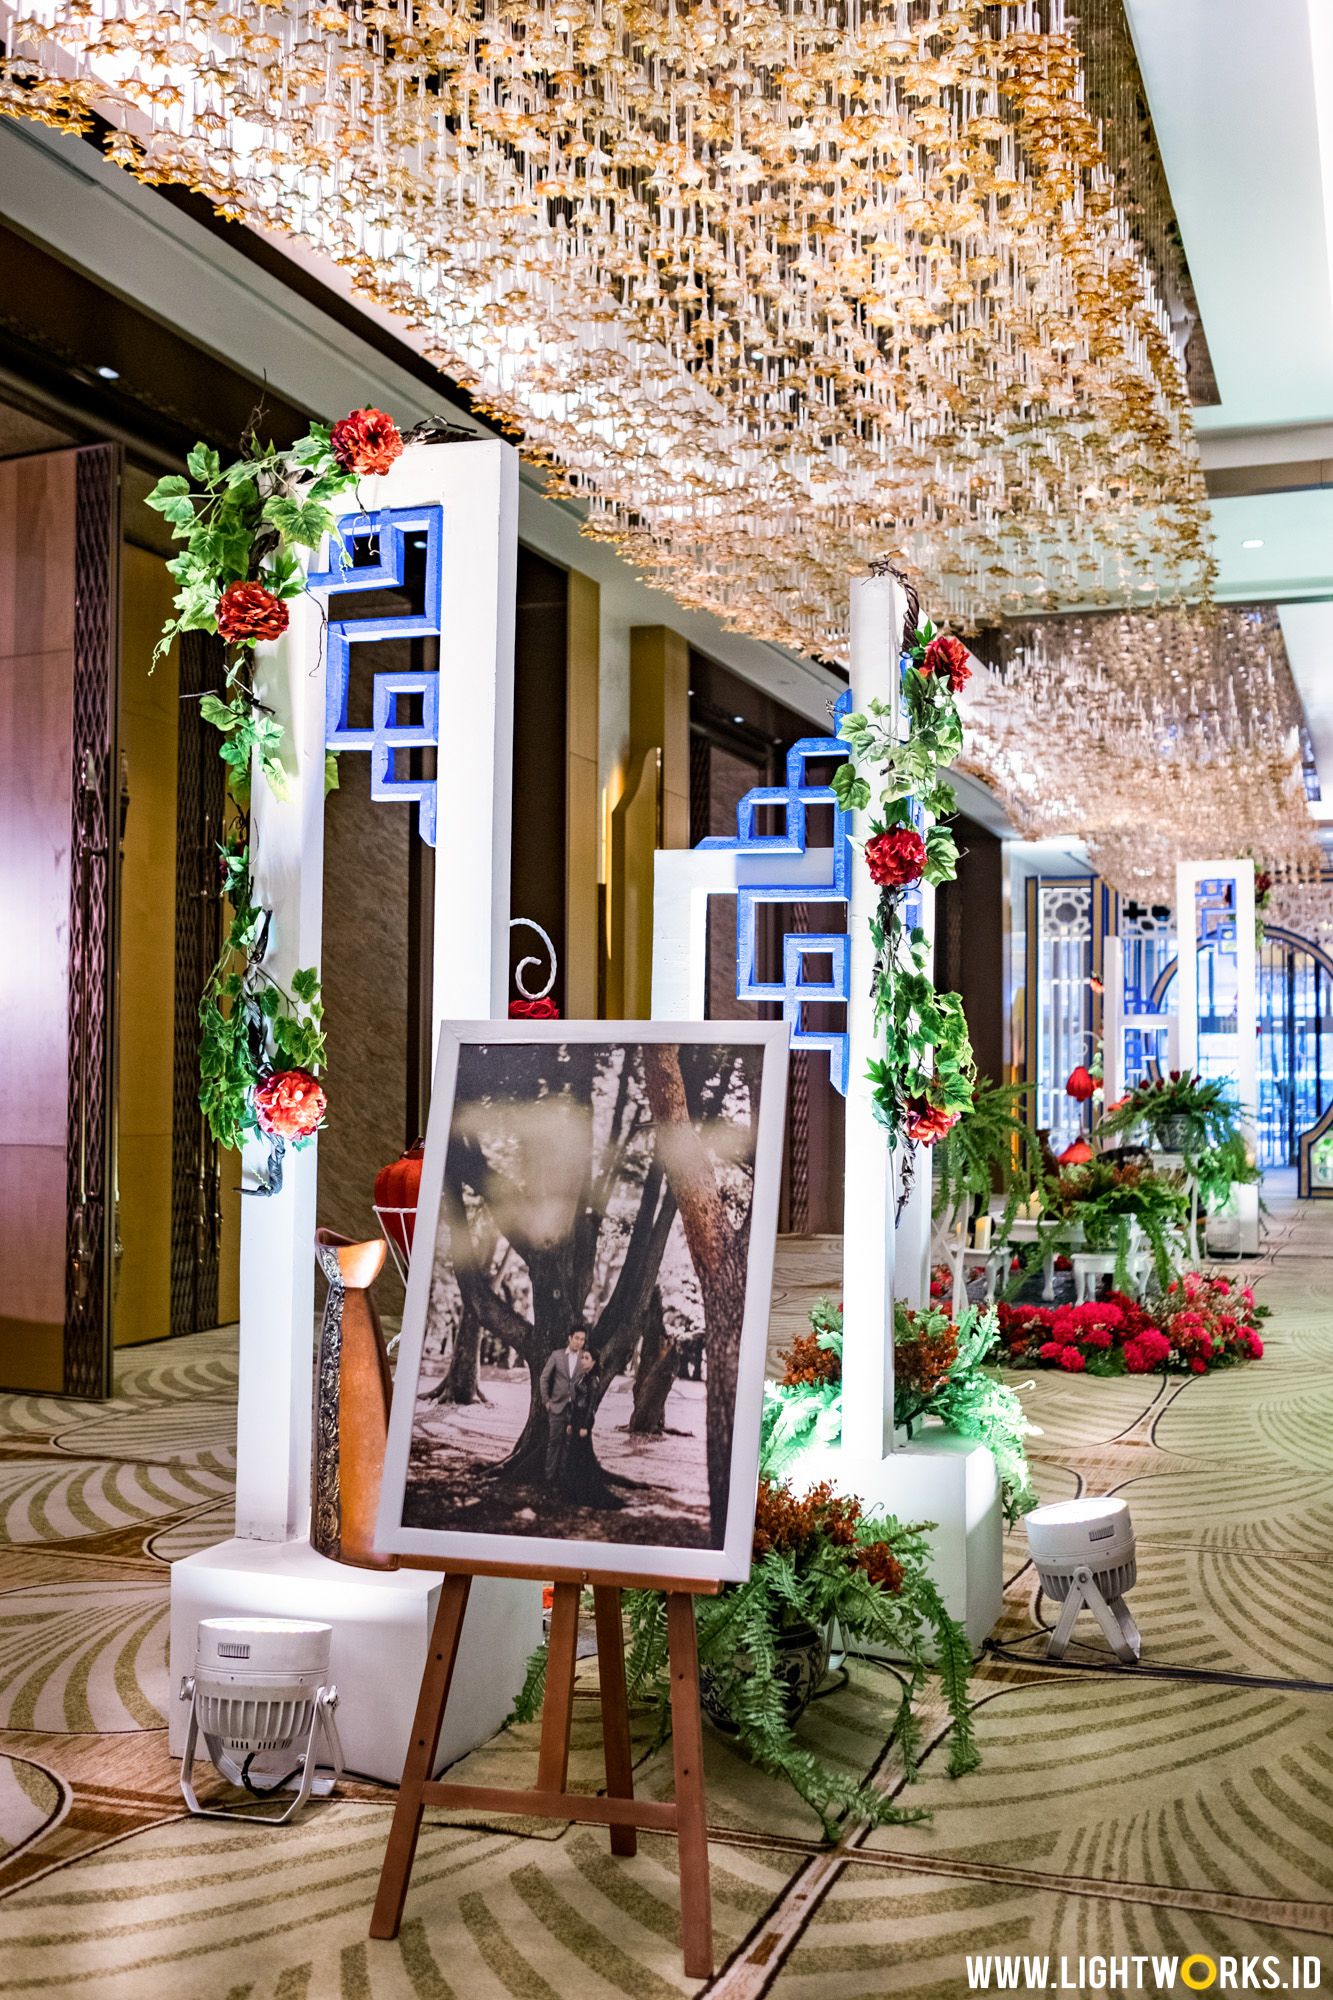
top-left (958, 608), bottom-right (1322, 903)
top-left (0, 0), bottom-right (1214, 659)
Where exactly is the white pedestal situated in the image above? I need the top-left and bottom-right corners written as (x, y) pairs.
top-left (797, 1433), bottom-right (1004, 1650)
top-left (169, 1539), bottom-right (543, 1782)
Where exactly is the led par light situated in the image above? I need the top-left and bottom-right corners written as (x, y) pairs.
top-left (1025, 1497), bottom-right (1140, 1663)
top-left (178, 1617), bottom-right (344, 1823)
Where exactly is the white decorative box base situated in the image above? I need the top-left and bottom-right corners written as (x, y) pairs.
top-left (169, 1538), bottom-right (543, 1782)
top-left (795, 1431), bottom-right (1004, 1650)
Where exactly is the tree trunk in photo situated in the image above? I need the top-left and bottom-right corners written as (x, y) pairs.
top-left (630, 1286), bottom-right (678, 1434)
top-left (443, 1299), bottom-right (483, 1403)
top-left (641, 1043), bottom-right (753, 1545)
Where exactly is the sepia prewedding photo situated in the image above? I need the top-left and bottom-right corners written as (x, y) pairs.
top-left (378, 1023), bottom-right (787, 1580)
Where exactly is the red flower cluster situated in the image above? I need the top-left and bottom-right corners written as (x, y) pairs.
top-left (922, 633), bottom-right (972, 692)
top-left (1254, 871), bottom-right (1273, 900)
top-left (998, 1273), bottom-right (1264, 1378)
top-left (751, 1476), bottom-right (904, 1593)
top-left (865, 826), bottom-right (927, 888)
top-left (894, 1312), bottom-right (959, 1397)
top-left (508, 997), bottom-right (560, 1019)
top-left (254, 1067), bottom-right (326, 1142)
top-left (905, 1098), bottom-right (959, 1146)
top-left (330, 406), bottom-right (404, 476)
top-left (215, 580), bottom-right (289, 645)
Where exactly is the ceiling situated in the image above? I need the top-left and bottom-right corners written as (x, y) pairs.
top-left (1124, 0), bottom-right (1333, 804)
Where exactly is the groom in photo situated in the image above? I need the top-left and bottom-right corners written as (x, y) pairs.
top-left (539, 1327), bottom-right (588, 1484)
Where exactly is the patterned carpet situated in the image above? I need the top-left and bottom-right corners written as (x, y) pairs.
top-left (0, 1198), bottom-right (1330, 1997)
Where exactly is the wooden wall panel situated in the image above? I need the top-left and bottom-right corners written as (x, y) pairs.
top-left (565, 568), bottom-right (600, 1020)
top-left (0, 451), bottom-right (77, 1390)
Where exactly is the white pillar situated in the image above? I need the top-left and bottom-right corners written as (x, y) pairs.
top-left (235, 589), bottom-right (327, 1541)
top-left (841, 572), bottom-right (907, 1465)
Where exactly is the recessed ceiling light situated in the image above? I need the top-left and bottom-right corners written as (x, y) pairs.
top-left (733, 714), bottom-right (744, 723)
top-left (1242, 538), bottom-right (1264, 549)
top-left (96, 365), bottom-right (120, 380)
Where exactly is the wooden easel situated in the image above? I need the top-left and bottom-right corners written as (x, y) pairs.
top-left (370, 1560), bottom-right (719, 1979)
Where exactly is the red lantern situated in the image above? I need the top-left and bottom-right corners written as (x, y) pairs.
top-left (1065, 1065), bottom-right (1096, 1102)
top-left (1059, 1138), bottom-right (1094, 1166)
top-left (373, 1141), bottom-right (424, 1272)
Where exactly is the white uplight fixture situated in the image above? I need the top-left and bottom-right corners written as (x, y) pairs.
top-left (179, 1617), bottom-right (344, 1823)
top-left (1025, 1497), bottom-right (1140, 1663)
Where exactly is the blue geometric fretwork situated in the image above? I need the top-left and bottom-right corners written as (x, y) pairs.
top-left (697, 689), bottom-right (854, 1094)
top-left (307, 505), bottom-right (444, 844)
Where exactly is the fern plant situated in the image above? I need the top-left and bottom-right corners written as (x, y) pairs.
top-left (511, 1471), bottom-right (980, 1842)
top-left (764, 1297), bottom-right (1038, 1527)
top-left (932, 1076), bottom-right (1042, 1235)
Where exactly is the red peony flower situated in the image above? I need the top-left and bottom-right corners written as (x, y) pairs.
top-left (215, 580), bottom-right (289, 645)
top-left (330, 406), bottom-right (404, 476)
top-left (922, 633), bottom-right (972, 693)
top-left (904, 1098), bottom-right (959, 1146)
top-left (865, 826), bottom-right (927, 889)
top-left (509, 996), bottom-right (559, 1019)
top-left (254, 1067), bottom-right (326, 1142)
top-left (1065, 1065), bottom-right (1096, 1102)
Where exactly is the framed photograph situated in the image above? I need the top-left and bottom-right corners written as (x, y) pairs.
top-left (376, 1021), bottom-right (789, 1583)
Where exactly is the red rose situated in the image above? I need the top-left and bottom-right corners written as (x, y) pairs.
top-left (865, 827), bottom-right (927, 889)
top-left (330, 407), bottom-right (403, 476)
top-left (254, 1068), bottom-right (326, 1141)
top-left (904, 1098), bottom-right (959, 1146)
top-left (509, 997), bottom-right (559, 1019)
top-left (1065, 1065), bottom-right (1096, 1102)
top-left (923, 633), bottom-right (971, 693)
top-left (215, 580), bottom-right (289, 645)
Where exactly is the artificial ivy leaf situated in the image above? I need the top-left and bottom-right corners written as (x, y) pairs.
top-left (261, 753), bottom-right (292, 803)
top-left (158, 495), bottom-right (198, 529)
top-left (145, 475), bottom-right (190, 510)
top-left (291, 966), bottom-right (321, 1003)
top-left (187, 444), bottom-right (222, 485)
top-left (324, 751), bottom-right (340, 796)
top-left (258, 985), bottom-right (283, 1018)
top-left (199, 693), bottom-right (238, 733)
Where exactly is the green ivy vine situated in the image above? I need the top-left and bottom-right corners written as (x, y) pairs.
top-left (831, 617), bottom-right (977, 1161)
top-left (146, 415), bottom-right (384, 1159)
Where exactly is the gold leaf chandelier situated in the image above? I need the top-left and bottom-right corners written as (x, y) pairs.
top-left (958, 608), bottom-right (1322, 905)
top-left (1, 0), bottom-right (1214, 657)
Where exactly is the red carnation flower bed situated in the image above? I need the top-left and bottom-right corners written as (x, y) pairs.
top-left (254, 1067), bottom-right (326, 1143)
top-left (330, 406), bottom-right (404, 476)
top-left (997, 1272), bottom-right (1265, 1377)
top-left (922, 633), bottom-right (971, 692)
top-left (865, 826), bottom-right (927, 889)
top-left (215, 580), bottom-right (289, 645)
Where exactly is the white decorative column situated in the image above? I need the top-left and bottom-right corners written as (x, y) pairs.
top-left (1175, 858), bottom-right (1259, 1253)
top-left (841, 572), bottom-right (903, 1464)
top-left (171, 439), bottom-right (542, 1781)
top-left (234, 589), bottom-right (326, 1542)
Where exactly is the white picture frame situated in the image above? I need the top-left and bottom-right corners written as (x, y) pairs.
top-left (376, 1019), bottom-right (789, 1584)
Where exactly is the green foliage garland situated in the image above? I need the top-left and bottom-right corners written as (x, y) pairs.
top-left (199, 835), bottom-right (326, 1151)
top-left (145, 419), bottom-right (361, 1153)
top-left (831, 619), bottom-right (976, 1151)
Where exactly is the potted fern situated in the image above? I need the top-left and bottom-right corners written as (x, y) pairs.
top-left (765, 1297), bottom-right (1037, 1526)
top-left (932, 1076), bottom-right (1043, 1237)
